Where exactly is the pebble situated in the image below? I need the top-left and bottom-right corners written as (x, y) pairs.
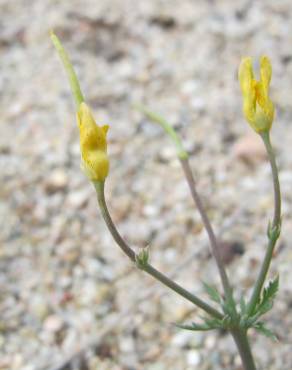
top-left (119, 336), bottom-right (135, 353)
top-left (43, 315), bottom-right (65, 333)
top-left (232, 133), bottom-right (267, 165)
top-left (187, 350), bottom-right (201, 366)
top-left (158, 146), bottom-right (177, 162)
top-left (66, 188), bottom-right (89, 209)
top-left (171, 330), bottom-right (194, 348)
top-left (29, 295), bottom-right (49, 321)
top-left (44, 169), bottom-right (68, 194)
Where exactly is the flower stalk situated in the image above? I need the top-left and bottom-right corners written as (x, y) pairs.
top-left (136, 105), bottom-right (236, 313)
top-left (179, 158), bottom-right (236, 314)
top-left (246, 131), bottom-right (281, 316)
top-left (94, 180), bottom-right (223, 320)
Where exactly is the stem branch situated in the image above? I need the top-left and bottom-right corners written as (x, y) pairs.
top-left (247, 131), bottom-right (281, 316)
top-left (94, 181), bottom-right (223, 320)
top-left (180, 158), bottom-right (235, 308)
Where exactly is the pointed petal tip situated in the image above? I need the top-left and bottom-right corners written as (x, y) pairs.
top-left (102, 125), bottom-right (109, 134)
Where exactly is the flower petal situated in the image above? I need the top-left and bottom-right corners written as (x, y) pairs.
top-left (77, 102), bottom-right (109, 181)
top-left (260, 55), bottom-right (272, 97)
top-left (238, 57), bottom-right (256, 123)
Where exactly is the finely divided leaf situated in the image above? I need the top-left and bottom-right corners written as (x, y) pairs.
top-left (175, 322), bottom-right (214, 332)
top-left (256, 275), bottom-right (279, 316)
top-left (203, 282), bottom-right (222, 304)
top-left (254, 321), bottom-right (278, 341)
top-left (175, 316), bottom-right (224, 332)
top-left (240, 295), bottom-right (247, 315)
top-left (262, 275), bottom-right (279, 303)
top-left (175, 319), bottom-right (222, 331)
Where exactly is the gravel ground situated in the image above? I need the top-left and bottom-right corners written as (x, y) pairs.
top-left (1, 0), bottom-right (292, 369)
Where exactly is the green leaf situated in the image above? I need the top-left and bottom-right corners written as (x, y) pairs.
top-left (245, 312), bottom-right (261, 328)
top-left (220, 315), bottom-right (232, 328)
top-left (267, 220), bottom-right (281, 242)
top-left (222, 298), bottom-right (235, 317)
top-left (254, 321), bottom-right (278, 341)
top-left (255, 275), bottom-right (279, 316)
top-left (175, 322), bottom-right (214, 332)
top-left (202, 282), bottom-right (222, 304)
top-left (257, 300), bottom-right (273, 316)
top-left (175, 313), bottom-right (228, 332)
top-left (175, 317), bottom-right (222, 332)
top-left (202, 316), bottom-right (224, 329)
top-left (240, 295), bottom-right (247, 315)
top-left (262, 275), bottom-right (279, 303)
top-left (135, 247), bottom-right (149, 269)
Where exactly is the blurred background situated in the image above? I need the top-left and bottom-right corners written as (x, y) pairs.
top-left (1, 0), bottom-right (292, 369)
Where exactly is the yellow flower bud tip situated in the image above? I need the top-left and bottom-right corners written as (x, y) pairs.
top-left (77, 102), bottom-right (109, 181)
top-left (238, 55), bottom-right (274, 133)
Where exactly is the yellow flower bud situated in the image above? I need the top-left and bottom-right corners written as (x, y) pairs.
top-left (77, 102), bottom-right (109, 181)
top-left (238, 56), bottom-right (274, 133)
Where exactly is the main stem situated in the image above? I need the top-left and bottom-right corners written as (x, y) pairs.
top-left (94, 180), bottom-right (223, 320)
top-left (180, 159), bottom-right (235, 308)
top-left (247, 131), bottom-right (281, 316)
top-left (231, 329), bottom-right (257, 370)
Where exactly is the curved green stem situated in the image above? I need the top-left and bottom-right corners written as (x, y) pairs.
top-left (262, 132), bottom-right (281, 228)
top-left (247, 131), bottom-right (281, 316)
top-left (134, 104), bottom-right (188, 159)
top-left (135, 105), bottom-right (235, 313)
top-left (94, 180), bottom-right (223, 320)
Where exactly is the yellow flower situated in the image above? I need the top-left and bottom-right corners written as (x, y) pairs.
top-left (238, 56), bottom-right (274, 133)
top-left (77, 102), bottom-right (109, 181)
